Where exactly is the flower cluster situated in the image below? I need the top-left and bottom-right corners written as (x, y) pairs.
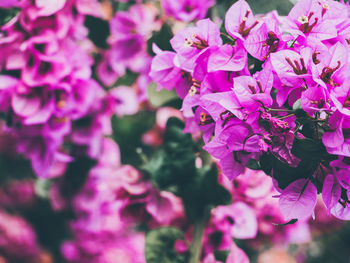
top-left (0, 0), bottom-right (349, 262)
top-left (97, 3), bottom-right (161, 102)
top-left (0, 0), bottom-right (139, 178)
top-left (151, 0), bottom-right (350, 221)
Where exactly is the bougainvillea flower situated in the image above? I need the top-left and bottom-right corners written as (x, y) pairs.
top-left (225, 0), bottom-right (259, 40)
top-left (161, 0), bottom-right (214, 22)
top-left (170, 19), bottom-right (222, 71)
top-left (285, 0), bottom-right (338, 41)
top-left (322, 174), bottom-right (342, 214)
top-left (245, 18), bottom-right (286, 61)
top-left (279, 179), bottom-right (317, 221)
top-left (35, 0), bottom-right (67, 17)
top-left (211, 202), bottom-right (258, 239)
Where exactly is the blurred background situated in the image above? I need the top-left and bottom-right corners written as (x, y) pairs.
top-left (0, 0), bottom-right (349, 262)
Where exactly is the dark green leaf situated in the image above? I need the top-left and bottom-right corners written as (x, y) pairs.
top-left (112, 111), bottom-right (155, 166)
top-left (182, 165), bottom-right (231, 222)
top-left (84, 16), bottom-right (110, 49)
top-left (60, 156), bottom-right (97, 197)
top-left (273, 219), bottom-right (298, 226)
top-left (145, 227), bottom-right (186, 263)
top-left (0, 8), bottom-right (20, 26)
top-left (148, 82), bottom-right (178, 108)
top-left (260, 153), bottom-right (317, 189)
top-left (247, 0), bottom-right (293, 16)
top-left (0, 154), bottom-right (35, 183)
top-left (246, 158), bottom-right (261, 170)
top-left (145, 118), bottom-right (231, 222)
top-left (291, 138), bottom-right (327, 161)
top-left (214, 250), bottom-right (230, 262)
top-left (114, 70), bottom-right (138, 87)
top-left (147, 23), bottom-right (174, 56)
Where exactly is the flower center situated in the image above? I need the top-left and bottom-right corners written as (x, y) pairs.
top-left (199, 112), bottom-right (214, 126)
top-left (320, 61), bottom-right (341, 86)
top-left (262, 31), bottom-right (280, 59)
top-left (238, 9), bottom-right (259, 37)
top-left (343, 96), bottom-right (350, 108)
top-left (184, 34), bottom-right (208, 50)
top-left (298, 12), bottom-right (318, 34)
top-left (322, 3), bottom-right (329, 16)
top-left (188, 79), bottom-right (201, 96)
top-left (310, 99), bottom-right (326, 108)
top-left (298, 15), bottom-right (309, 24)
top-left (220, 110), bottom-right (235, 127)
top-left (285, 57), bottom-right (307, 75)
top-left (312, 51), bottom-right (321, 65)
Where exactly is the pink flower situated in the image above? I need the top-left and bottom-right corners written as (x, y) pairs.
top-left (285, 0), bottom-right (338, 41)
top-left (150, 45), bottom-right (192, 99)
top-left (245, 15), bottom-right (287, 61)
top-left (170, 19), bottom-right (222, 71)
top-left (211, 202), bottom-right (258, 239)
top-left (279, 179), bottom-right (318, 221)
top-left (0, 0), bottom-right (21, 8)
top-left (161, 0), bottom-right (214, 22)
top-left (225, 0), bottom-right (259, 40)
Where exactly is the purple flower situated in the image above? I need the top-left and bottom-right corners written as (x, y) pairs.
top-left (225, 0), bottom-right (259, 40)
top-left (170, 19), bottom-right (222, 71)
top-left (285, 0), bottom-right (338, 41)
top-left (322, 111), bottom-right (350, 157)
top-left (244, 18), bottom-right (286, 61)
top-left (211, 203), bottom-right (258, 239)
top-left (161, 0), bottom-right (214, 22)
top-left (150, 45), bottom-right (192, 99)
top-left (0, 0), bottom-right (21, 8)
top-left (279, 179), bottom-right (318, 221)
top-left (0, 210), bottom-right (41, 261)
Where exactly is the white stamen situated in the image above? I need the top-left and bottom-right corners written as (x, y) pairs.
top-left (189, 86), bottom-right (197, 96)
top-left (184, 38), bottom-right (193, 47)
top-left (298, 15), bottom-right (309, 24)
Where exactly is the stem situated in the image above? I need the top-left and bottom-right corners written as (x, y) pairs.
top-left (220, 32), bottom-right (237, 45)
top-left (302, 78), bottom-right (309, 89)
top-left (290, 35), bottom-right (299, 48)
top-left (278, 113), bottom-right (295, 120)
top-left (266, 108), bottom-right (294, 113)
top-left (189, 218), bottom-right (206, 263)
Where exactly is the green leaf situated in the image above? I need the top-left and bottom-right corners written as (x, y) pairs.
top-left (144, 118), bottom-right (196, 193)
top-left (291, 138), bottom-right (327, 162)
top-left (145, 118), bottom-right (231, 222)
top-left (145, 227), bottom-right (186, 263)
top-left (293, 99), bottom-right (302, 111)
top-left (246, 158), bottom-right (261, 170)
top-left (182, 165), bottom-right (231, 222)
top-left (60, 156), bottom-right (97, 197)
top-left (114, 70), bottom-right (138, 87)
top-left (214, 250), bottom-right (230, 262)
top-left (35, 179), bottom-right (53, 199)
top-left (147, 23), bottom-right (174, 56)
top-left (112, 111), bottom-right (155, 166)
top-left (148, 83), bottom-right (178, 108)
top-left (199, 165), bottom-right (232, 207)
top-left (84, 15), bottom-right (110, 49)
top-left (246, 0), bottom-right (293, 16)
top-left (0, 8), bottom-right (20, 26)
top-left (260, 153), bottom-right (317, 189)
top-left (273, 219), bottom-right (298, 226)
